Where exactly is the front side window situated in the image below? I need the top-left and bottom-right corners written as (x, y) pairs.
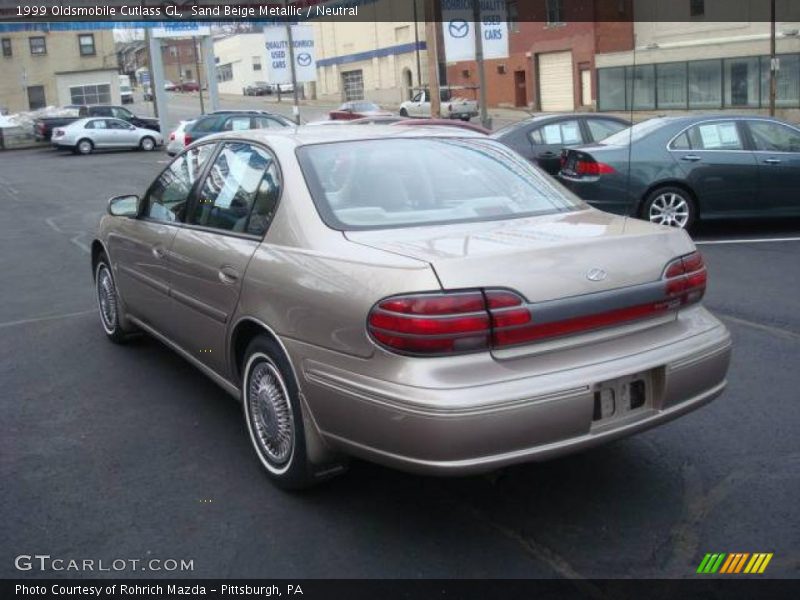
top-left (297, 138), bottom-right (580, 230)
top-left (253, 116), bottom-right (288, 129)
top-left (29, 36), bottom-right (46, 55)
top-left (686, 121), bottom-right (743, 150)
top-left (189, 143), bottom-right (280, 236)
top-left (748, 121), bottom-right (800, 153)
top-left (145, 145), bottom-right (216, 223)
top-left (78, 34), bottom-right (95, 56)
top-left (108, 119), bottom-right (131, 130)
top-left (111, 107), bottom-right (133, 120)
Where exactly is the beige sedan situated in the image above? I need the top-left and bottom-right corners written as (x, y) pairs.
top-left (91, 126), bottom-right (731, 488)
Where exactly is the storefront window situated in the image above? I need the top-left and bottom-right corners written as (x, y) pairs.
top-left (656, 63), bottom-right (687, 109)
top-left (688, 60), bottom-right (722, 109)
top-left (760, 54), bottom-right (800, 108)
top-left (724, 57), bottom-right (760, 108)
top-left (627, 65), bottom-right (655, 110)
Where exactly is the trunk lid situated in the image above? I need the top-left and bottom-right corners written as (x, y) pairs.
top-left (345, 208), bottom-right (694, 304)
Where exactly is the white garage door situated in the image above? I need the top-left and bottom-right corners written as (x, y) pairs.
top-left (538, 51), bottom-right (574, 111)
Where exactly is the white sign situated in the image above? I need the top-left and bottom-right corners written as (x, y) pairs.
top-left (151, 23), bottom-right (211, 38)
top-left (441, 0), bottom-right (509, 62)
top-left (264, 24), bottom-right (317, 85)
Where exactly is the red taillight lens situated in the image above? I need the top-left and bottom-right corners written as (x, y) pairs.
top-left (368, 292), bottom-right (491, 355)
top-left (169, 132), bottom-right (175, 141)
top-left (184, 133), bottom-right (192, 146)
top-left (576, 160), bottom-right (615, 175)
top-left (663, 251), bottom-right (706, 304)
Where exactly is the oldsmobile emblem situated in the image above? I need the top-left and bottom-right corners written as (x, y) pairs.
top-left (586, 268), bottom-right (608, 282)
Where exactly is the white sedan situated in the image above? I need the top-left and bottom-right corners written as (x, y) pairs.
top-left (166, 120), bottom-right (194, 156)
top-left (52, 118), bottom-right (163, 155)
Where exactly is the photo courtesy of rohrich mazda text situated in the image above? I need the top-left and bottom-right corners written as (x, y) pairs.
top-left (1, 0), bottom-right (798, 598)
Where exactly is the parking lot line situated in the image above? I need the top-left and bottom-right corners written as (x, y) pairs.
top-left (0, 309), bottom-right (94, 330)
top-left (695, 237), bottom-right (800, 245)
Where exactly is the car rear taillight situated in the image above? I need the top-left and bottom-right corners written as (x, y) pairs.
top-left (576, 160), bottom-right (615, 175)
top-left (183, 133), bottom-right (192, 146)
top-left (663, 251), bottom-right (707, 305)
top-left (169, 132), bottom-right (175, 141)
top-left (368, 292), bottom-right (490, 355)
top-left (370, 254), bottom-right (707, 356)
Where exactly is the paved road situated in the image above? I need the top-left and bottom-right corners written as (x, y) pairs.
top-left (1, 148), bottom-right (798, 580)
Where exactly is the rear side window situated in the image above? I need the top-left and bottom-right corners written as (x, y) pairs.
top-left (190, 116), bottom-right (224, 133)
top-left (145, 145), bottom-right (216, 223)
top-left (686, 122), bottom-right (743, 150)
top-left (86, 120), bottom-right (107, 129)
top-left (253, 116), bottom-right (287, 129)
top-left (223, 116), bottom-right (253, 131)
top-left (587, 119), bottom-right (627, 142)
top-left (531, 120), bottom-right (583, 145)
top-left (297, 138), bottom-right (580, 230)
top-left (189, 142), bottom-right (280, 236)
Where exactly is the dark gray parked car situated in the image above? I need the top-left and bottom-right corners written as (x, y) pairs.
top-left (184, 111), bottom-right (293, 145)
top-left (491, 114), bottom-right (629, 175)
top-left (558, 115), bottom-right (800, 230)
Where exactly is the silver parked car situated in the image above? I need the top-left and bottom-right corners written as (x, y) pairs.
top-left (53, 117), bottom-right (163, 155)
top-left (91, 127), bottom-right (731, 488)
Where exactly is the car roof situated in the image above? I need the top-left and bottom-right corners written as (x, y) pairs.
top-left (202, 124), bottom-right (487, 147)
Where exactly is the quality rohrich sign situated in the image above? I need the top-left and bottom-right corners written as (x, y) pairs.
top-left (264, 24), bottom-right (317, 84)
top-left (441, 0), bottom-right (509, 62)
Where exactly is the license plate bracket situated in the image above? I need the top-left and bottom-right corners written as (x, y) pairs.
top-left (592, 371), bottom-right (653, 426)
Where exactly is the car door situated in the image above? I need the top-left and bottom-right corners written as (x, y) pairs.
top-left (745, 119), bottom-right (800, 216)
top-left (168, 142), bottom-right (282, 378)
top-left (87, 119), bottom-right (113, 147)
top-left (669, 120), bottom-right (760, 216)
top-left (108, 144), bottom-right (216, 335)
top-left (107, 118), bottom-right (136, 147)
top-left (530, 118), bottom-right (584, 175)
top-left (409, 92), bottom-right (425, 117)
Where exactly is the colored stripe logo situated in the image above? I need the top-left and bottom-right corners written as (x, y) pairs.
top-left (697, 553), bottom-right (773, 574)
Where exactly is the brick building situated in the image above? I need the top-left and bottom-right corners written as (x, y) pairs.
top-left (445, 0), bottom-right (634, 110)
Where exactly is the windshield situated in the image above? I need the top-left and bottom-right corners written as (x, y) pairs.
top-left (600, 118), bottom-right (666, 146)
top-left (297, 138), bottom-right (581, 231)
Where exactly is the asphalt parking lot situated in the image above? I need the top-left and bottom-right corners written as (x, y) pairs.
top-left (1, 146), bottom-right (799, 581)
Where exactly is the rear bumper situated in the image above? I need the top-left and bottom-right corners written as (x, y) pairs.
top-left (290, 310), bottom-right (731, 475)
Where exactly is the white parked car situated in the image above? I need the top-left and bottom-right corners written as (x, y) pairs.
top-left (166, 120), bottom-right (194, 156)
top-left (52, 118), bottom-right (163, 155)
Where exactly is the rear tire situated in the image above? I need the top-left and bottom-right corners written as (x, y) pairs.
top-left (76, 139), bottom-right (93, 155)
top-left (641, 186), bottom-right (697, 231)
top-left (242, 335), bottom-right (319, 489)
top-left (140, 136), bottom-right (156, 152)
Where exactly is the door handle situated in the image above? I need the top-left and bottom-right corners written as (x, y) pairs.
top-left (681, 155), bottom-right (702, 162)
top-left (218, 266), bottom-right (240, 285)
top-left (151, 246), bottom-right (166, 260)
top-left (763, 158), bottom-right (782, 165)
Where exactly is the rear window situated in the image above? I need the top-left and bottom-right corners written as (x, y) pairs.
top-left (190, 116), bottom-right (224, 133)
top-left (600, 118), bottom-right (664, 146)
top-left (296, 138), bottom-right (581, 231)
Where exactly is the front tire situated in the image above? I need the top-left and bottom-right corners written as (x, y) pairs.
top-left (242, 336), bottom-right (316, 489)
top-left (642, 186), bottom-right (697, 231)
top-left (95, 256), bottom-right (127, 344)
top-left (399, 108), bottom-right (409, 117)
top-left (140, 136), bottom-right (156, 152)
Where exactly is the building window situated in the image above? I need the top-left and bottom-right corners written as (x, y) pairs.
top-left (252, 56), bottom-right (261, 71)
top-left (761, 54), bottom-right (800, 108)
top-left (29, 36), bottom-right (46, 55)
top-left (69, 84), bottom-right (111, 106)
top-left (546, 0), bottom-right (563, 25)
top-left (506, 1), bottom-right (520, 33)
top-left (169, 46), bottom-right (178, 58)
top-left (656, 62), bottom-right (688, 109)
top-left (341, 70), bottom-right (364, 101)
top-left (690, 0), bottom-right (705, 17)
top-left (724, 57), bottom-right (759, 107)
top-left (217, 63), bottom-right (233, 82)
top-left (27, 85), bottom-right (46, 110)
top-left (2, 38), bottom-right (11, 57)
top-left (78, 34), bottom-right (95, 56)
top-left (627, 65), bottom-right (656, 109)
top-left (688, 60), bottom-right (722, 109)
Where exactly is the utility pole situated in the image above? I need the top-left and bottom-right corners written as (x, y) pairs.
top-left (472, 0), bottom-right (490, 129)
top-left (194, 36), bottom-right (205, 114)
top-left (413, 0), bottom-right (423, 87)
top-left (144, 27), bottom-right (158, 118)
top-left (425, 0), bottom-right (441, 118)
top-left (769, 0), bottom-right (777, 117)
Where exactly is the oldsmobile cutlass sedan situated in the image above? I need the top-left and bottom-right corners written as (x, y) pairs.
top-left (92, 126), bottom-right (732, 488)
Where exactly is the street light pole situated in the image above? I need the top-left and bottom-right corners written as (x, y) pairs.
top-left (284, 1), bottom-right (301, 125)
top-left (425, 0), bottom-right (441, 118)
top-left (194, 36), bottom-right (205, 114)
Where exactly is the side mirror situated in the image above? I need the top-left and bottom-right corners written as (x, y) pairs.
top-left (129, 125), bottom-right (136, 130)
top-left (107, 195), bottom-right (140, 217)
